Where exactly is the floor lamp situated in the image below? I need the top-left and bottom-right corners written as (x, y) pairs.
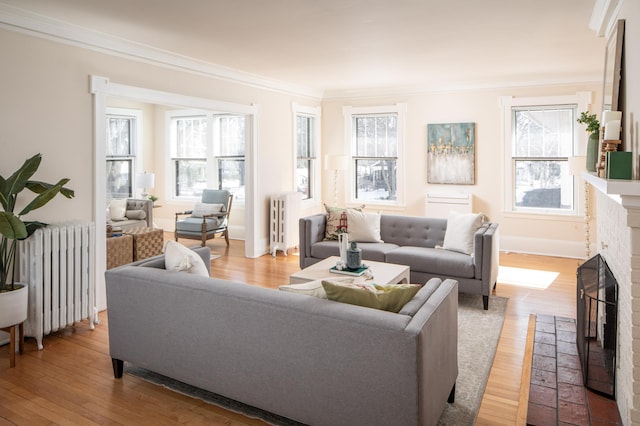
top-left (325, 154), bottom-right (348, 205)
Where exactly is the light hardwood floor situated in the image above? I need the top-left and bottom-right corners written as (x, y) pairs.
top-left (0, 238), bottom-right (581, 425)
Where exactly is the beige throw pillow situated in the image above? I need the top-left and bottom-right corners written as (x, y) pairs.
top-left (192, 203), bottom-right (224, 218)
top-left (163, 240), bottom-right (210, 277)
top-left (442, 211), bottom-right (483, 255)
top-left (346, 209), bottom-right (383, 243)
top-left (108, 199), bottom-right (127, 221)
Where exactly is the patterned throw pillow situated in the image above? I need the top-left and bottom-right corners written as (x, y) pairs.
top-left (324, 204), bottom-right (365, 240)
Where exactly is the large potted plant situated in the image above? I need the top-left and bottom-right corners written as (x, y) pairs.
top-left (0, 153), bottom-right (74, 333)
top-left (577, 111), bottom-right (600, 172)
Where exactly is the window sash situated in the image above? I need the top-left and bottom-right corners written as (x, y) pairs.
top-left (513, 158), bottom-right (572, 211)
top-left (217, 157), bottom-right (245, 200)
top-left (509, 105), bottom-right (576, 213)
top-left (174, 159), bottom-right (207, 197)
top-left (295, 114), bottom-right (316, 200)
top-left (173, 116), bottom-right (207, 158)
top-left (352, 113), bottom-right (398, 203)
top-left (106, 158), bottom-right (133, 198)
top-left (354, 158), bottom-right (397, 201)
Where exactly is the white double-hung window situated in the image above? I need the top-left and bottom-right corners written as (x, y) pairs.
top-left (502, 93), bottom-right (590, 215)
top-left (293, 103), bottom-right (320, 202)
top-left (169, 111), bottom-right (246, 201)
top-left (170, 115), bottom-right (208, 197)
top-left (344, 104), bottom-right (405, 206)
top-left (106, 108), bottom-right (141, 199)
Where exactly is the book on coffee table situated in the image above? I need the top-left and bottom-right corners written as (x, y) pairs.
top-left (330, 265), bottom-right (368, 276)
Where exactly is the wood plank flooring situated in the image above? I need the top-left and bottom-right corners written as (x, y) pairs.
top-left (0, 237), bottom-right (581, 425)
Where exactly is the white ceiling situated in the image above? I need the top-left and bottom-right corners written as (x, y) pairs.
top-left (0, 0), bottom-right (606, 96)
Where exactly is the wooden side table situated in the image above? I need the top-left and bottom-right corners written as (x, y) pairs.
top-left (123, 227), bottom-right (164, 261)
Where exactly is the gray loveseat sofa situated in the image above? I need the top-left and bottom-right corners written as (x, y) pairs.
top-left (105, 247), bottom-right (458, 426)
top-left (108, 198), bottom-right (154, 231)
top-left (300, 213), bottom-right (499, 310)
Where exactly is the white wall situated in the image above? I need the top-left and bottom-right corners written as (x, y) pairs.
top-left (322, 83), bottom-right (602, 258)
top-left (0, 28), bottom-right (320, 310)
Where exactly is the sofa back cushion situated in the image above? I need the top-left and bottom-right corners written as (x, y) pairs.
top-left (380, 215), bottom-right (447, 248)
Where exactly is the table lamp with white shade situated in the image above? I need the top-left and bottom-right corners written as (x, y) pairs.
top-left (137, 172), bottom-right (155, 198)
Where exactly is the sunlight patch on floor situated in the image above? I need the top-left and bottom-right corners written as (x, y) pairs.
top-left (497, 266), bottom-right (559, 289)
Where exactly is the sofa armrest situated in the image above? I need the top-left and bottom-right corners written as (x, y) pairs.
top-left (127, 198), bottom-right (154, 228)
top-left (298, 214), bottom-right (326, 269)
top-left (472, 222), bottom-right (499, 297)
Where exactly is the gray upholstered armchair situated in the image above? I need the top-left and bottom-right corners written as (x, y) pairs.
top-left (174, 190), bottom-right (233, 246)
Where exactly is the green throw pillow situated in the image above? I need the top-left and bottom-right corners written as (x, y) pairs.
top-left (321, 280), bottom-right (421, 313)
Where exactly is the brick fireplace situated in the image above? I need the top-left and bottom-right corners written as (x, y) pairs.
top-left (584, 172), bottom-right (640, 425)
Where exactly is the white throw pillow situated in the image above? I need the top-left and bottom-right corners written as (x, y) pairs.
top-left (108, 199), bottom-right (127, 221)
top-left (278, 280), bottom-right (328, 298)
top-left (163, 240), bottom-right (210, 277)
top-left (442, 211), bottom-right (483, 255)
top-left (192, 202), bottom-right (224, 218)
top-left (346, 209), bottom-right (383, 243)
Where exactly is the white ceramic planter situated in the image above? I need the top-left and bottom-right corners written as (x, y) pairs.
top-left (0, 284), bottom-right (28, 329)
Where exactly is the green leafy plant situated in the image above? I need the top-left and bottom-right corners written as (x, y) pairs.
top-left (0, 153), bottom-right (74, 292)
top-left (577, 111), bottom-right (600, 135)
top-left (148, 194), bottom-right (158, 203)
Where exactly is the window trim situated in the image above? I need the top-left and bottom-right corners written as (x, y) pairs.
top-left (500, 92), bottom-right (591, 217)
top-left (106, 107), bottom-right (142, 199)
top-left (343, 103), bottom-right (406, 207)
top-left (166, 110), bottom-right (247, 206)
top-left (292, 103), bottom-right (321, 206)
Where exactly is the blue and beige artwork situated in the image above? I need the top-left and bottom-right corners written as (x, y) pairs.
top-left (427, 122), bottom-right (475, 184)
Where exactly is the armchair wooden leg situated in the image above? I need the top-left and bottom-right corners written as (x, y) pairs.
top-left (224, 230), bottom-right (229, 246)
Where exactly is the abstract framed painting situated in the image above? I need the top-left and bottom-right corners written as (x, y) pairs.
top-left (427, 122), bottom-right (475, 184)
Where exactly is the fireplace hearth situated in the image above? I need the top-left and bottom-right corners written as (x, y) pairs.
top-left (577, 254), bottom-right (618, 399)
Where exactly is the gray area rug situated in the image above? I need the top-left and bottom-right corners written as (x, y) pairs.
top-left (127, 293), bottom-right (508, 426)
top-left (438, 293), bottom-right (508, 425)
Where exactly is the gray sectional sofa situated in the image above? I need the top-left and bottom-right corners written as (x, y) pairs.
top-left (299, 213), bottom-right (499, 309)
top-left (105, 247), bottom-right (458, 426)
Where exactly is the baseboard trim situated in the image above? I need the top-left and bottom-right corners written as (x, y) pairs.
top-left (500, 235), bottom-right (593, 259)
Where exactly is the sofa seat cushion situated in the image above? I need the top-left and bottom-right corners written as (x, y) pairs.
top-left (311, 241), bottom-right (399, 263)
top-left (177, 217), bottom-right (222, 233)
top-left (386, 246), bottom-right (475, 278)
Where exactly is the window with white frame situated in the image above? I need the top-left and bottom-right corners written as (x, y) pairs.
top-left (502, 93), bottom-right (590, 215)
top-left (168, 112), bottom-right (246, 201)
top-left (170, 115), bottom-right (208, 197)
top-left (216, 115), bottom-right (246, 201)
top-left (293, 104), bottom-right (320, 201)
top-left (106, 109), bottom-right (140, 199)
top-left (344, 104), bottom-right (405, 204)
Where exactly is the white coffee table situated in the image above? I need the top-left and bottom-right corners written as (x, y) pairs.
top-left (289, 256), bottom-right (410, 285)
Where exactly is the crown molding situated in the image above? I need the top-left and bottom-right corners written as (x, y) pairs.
top-left (323, 76), bottom-right (603, 101)
top-left (589, 0), bottom-right (623, 37)
top-left (0, 3), bottom-right (323, 99)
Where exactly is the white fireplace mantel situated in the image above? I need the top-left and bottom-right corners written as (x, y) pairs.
top-left (583, 172), bottom-right (640, 208)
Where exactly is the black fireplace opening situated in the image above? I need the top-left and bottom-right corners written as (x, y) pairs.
top-left (576, 254), bottom-right (618, 399)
